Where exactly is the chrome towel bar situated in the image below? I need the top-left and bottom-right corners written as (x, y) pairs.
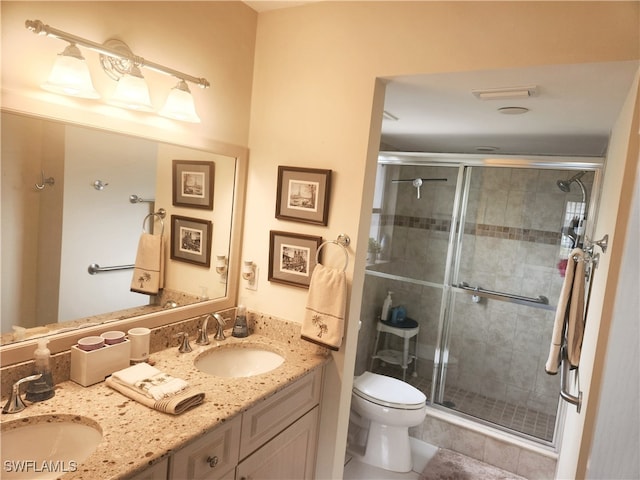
top-left (88, 263), bottom-right (134, 275)
top-left (457, 282), bottom-right (549, 305)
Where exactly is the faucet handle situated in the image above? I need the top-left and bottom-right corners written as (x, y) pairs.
top-left (3, 373), bottom-right (43, 414)
top-left (175, 332), bottom-right (193, 353)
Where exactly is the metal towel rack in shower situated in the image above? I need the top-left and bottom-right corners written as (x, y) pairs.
top-left (457, 282), bottom-right (549, 307)
top-left (557, 234), bottom-right (609, 412)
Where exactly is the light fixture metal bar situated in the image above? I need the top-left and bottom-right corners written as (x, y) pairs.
top-left (25, 19), bottom-right (210, 88)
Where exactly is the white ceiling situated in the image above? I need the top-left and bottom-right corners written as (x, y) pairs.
top-left (380, 61), bottom-right (639, 157)
top-left (243, 2), bottom-right (638, 158)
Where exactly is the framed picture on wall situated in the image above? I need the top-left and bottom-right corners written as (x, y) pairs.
top-left (172, 160), bottom-right (215, 209)
top-left (275, 166), bottom-right (331, 225)
top-left (268, 230), bottom-right (323, 288)
top-left (170, 215), bottom-right (213, 267)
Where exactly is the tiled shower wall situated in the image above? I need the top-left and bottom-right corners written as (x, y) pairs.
top-left (356, 165), bottom-right (594, 421)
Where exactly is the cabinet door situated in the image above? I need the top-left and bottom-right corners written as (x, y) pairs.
top-left (240, 369), bottom-right (322, 459)
top-left (128, 458), bottom-right (168, 480)
top-left (236, 407), bottom-right (319, 480)
top-left (170, 415), bottom-right (241, 480)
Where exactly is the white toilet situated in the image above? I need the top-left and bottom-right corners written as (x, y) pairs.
top-left (350, 371), bottom-right (427, 472)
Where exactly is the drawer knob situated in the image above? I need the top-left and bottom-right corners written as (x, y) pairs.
top-left (206, 455), bottom-right (219, 468)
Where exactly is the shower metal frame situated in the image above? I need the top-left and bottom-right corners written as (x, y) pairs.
top-left (375, 151), bottom-right (604, 447)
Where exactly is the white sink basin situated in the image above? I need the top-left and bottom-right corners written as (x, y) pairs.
top-left (195, 345), bottom-right (285, 377)
top-left (1, 415), bottom-right (102, 480)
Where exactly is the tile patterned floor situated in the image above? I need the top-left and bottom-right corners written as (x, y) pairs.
top-left (373, 364), bottom-right (556, 442)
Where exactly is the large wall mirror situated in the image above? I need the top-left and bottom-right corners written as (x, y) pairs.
top-left (1, 110), bottom-right (247, 365)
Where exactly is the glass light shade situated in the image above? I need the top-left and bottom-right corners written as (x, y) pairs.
top-left (109, 66), bottom-right (154, 112)
top-left (41, 45), bottom-right (100, 99)
top-left (159, 80), bottom-right (201, 123)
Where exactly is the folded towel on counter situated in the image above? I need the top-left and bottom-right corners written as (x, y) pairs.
top-left (106, 363), bottom-right (204, 415)
top-left (130, 232), bottom-right (164, 295)
top-left (545, 248), bottom-right (586, 374)
top-left (301, 264), bottom-right (347, 351)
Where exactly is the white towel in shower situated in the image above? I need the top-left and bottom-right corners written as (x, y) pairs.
top-left (545, 248), bottom-right (586, 374)
top-left (301, 264), bottom-right (347, 351)
top-left (130, 232), bottom-right (164, 295)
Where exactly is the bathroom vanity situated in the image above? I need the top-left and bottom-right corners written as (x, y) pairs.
top-left (0, 325), bottom-right (328, 480)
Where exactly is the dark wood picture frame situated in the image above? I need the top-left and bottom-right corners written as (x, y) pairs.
top-left (170, 215), bottom-right (213, 267)
top-left (268, 230), bottom-right (323, 288)
top-left (275, 166), bottom-right (331, 225)
top-left (172, 160), bottom-right (215, 210)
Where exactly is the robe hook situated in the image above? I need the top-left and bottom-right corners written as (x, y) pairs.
top-left (35, 170), bottom-right (55, 190)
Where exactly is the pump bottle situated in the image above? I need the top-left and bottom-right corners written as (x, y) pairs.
top-left (381, 291), bottom-right (393, 322)
top-left (25, 339), bottom-right (55, 402)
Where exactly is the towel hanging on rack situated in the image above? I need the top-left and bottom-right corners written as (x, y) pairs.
top-left (545, 248), bottom-right (586, 374)
top-left (301, 240), bottom-right (349, 350)
top-left (130, 213), bottom-right (165, 295)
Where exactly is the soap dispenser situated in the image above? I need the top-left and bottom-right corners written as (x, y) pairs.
top-left (232, 305), bottom-right (249, 338)
top-left (25, 339), bottom-right (55, 402)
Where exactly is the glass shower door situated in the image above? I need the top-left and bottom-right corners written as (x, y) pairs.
top-left (435, 166), bottom-right (572, 442)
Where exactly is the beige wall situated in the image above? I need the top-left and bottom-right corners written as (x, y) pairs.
top-left (243, 2), bottom-right (639, 477)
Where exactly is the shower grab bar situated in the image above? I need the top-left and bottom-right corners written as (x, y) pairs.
top-left (560, 345), bottom-right (582, 412)
top-left (88, 263), bottom-right (134, 275)
top-left (457, 282), bottom-right (549, 305)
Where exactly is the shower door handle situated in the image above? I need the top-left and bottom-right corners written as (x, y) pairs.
top-left (456, 282), bottom-right (549, 306)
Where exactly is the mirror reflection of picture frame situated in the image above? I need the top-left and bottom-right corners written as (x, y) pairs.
top-left (268, 230), bottom-right (322, 288)
top-left (172, 160), bottom-right (215, 210)
top-left (275, 166), bottom-right (331, 225)
top-left (170, 215), bottom-right (213, 267)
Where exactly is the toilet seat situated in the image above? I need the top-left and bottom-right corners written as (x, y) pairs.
top-left (353, 372), bottom-right (426, 410)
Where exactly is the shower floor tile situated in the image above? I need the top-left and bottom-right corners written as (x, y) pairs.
top-left (373, 364), bottom-right (556, 442)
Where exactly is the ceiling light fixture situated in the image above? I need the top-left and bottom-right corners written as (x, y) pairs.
top-left (498, 106), bottom-right (530, 115)
top-left (26, 19), bottom-right (209, 122)
top-left (472, 85), bottom-right (538, 100)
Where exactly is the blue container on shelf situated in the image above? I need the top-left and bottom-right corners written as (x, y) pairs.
top-left (390, 306), bottom-right (406, 325)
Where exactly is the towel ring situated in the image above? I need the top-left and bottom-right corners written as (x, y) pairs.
top-left (142, 211), bottom-right (165, 235)
top-left (316, 239), bottom-right (349, 272)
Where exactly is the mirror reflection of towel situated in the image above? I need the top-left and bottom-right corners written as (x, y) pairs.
top-left (301, 264), bottom-right (347, 351)
top-left (130, 233), bottom-right (164, 295)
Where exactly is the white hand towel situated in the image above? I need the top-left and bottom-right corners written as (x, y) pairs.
top-left (545, 248), bottom-right (585, 374)
top-left (130, 232), bottom-right (164, 295)
top-left (110, 363), bottom-right (189, 401)
top-left (301, 264), bottom-right (347, 351)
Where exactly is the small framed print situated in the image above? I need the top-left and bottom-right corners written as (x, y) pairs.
top-left (170, 215), bottom-right (213, 267)
top-left (268, 230), bottom-right (323, 288)
top-left (172, 160), bottom-right (214, 210)
top-left (275, 166), bottom-right (331, 225)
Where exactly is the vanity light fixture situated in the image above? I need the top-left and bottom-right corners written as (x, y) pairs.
top-left (242, 260), bottom-right (258, 290)
top-left (40, 43), bottom-right (100, 99)
top-left (26, 19), bottom-right (209, 122)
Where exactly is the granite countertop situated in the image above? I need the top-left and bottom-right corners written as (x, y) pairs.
top-left (0, 330), bottom-right (330, 480)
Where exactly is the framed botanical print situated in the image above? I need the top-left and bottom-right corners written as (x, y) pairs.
top-left (275, 166), bottom-right (331, 225)
top-left (268, 230), bottom-right (322, 288)
top-left (170, 215), bottom-right (213, 267)
top-left (172, 160), bottom-right (214, 210)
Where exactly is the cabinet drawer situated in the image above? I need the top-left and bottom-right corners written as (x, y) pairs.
top-left (128, 457), bottom-right (169, 480)
top-left (170, 415), bottom-right (241, 480)
top-left (236, 407), bottom-right (319, 480)
top-left (239, 368), bottom-right (322, 459)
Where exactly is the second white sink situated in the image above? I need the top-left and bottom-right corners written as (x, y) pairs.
top-left (195, 344), bottom-right (285, 377)
top-left (1, 415), bottom-right (102, 480)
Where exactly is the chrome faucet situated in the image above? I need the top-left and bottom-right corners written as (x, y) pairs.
top-left (212, 313), bottom-right (227, 341)
top-left (196, 315), bottom-right (211, 345)
top-left (3, 374), bottom-right (42, 414)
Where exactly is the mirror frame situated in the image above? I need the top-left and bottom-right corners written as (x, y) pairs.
top-left (0, 108), bottom-right (248, 367)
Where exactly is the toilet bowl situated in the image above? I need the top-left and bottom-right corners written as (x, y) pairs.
top-left (350, 371), bottom-right (427, 472)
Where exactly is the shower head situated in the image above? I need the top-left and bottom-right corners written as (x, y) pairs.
top-left (557, 171), bottom-right (587, 193)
